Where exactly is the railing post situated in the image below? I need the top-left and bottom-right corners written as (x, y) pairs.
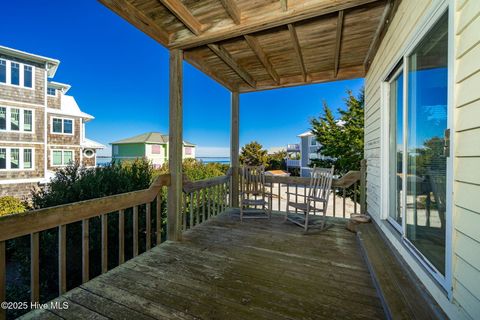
top-left (0, 241), bottom-right (4, 320)
top-left (31, 232), bottom-right (39, 302)
top-left (230, 91), bottom-right (240, 208)
top-left (360, 159), bottom-right (367, 215)
top-left (167, 48), bottom-right (184, 241)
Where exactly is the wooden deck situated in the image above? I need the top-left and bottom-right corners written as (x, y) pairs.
top-left (22, 211), bottom-right (385, 320)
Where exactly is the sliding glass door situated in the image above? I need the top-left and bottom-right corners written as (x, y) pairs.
top-left (406, 12), bottom-right (448, 275)
top-left (386, 10), bottom-right (449, 278)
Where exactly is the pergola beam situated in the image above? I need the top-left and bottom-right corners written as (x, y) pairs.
top-left (159, 0), bottom-right (205, 35)
top-left (334, 10), bottom-right (344, 77)
top-left (99, 0), bottom-right (170, 45)
top-left (170, 0), bottom-right (381, 49)
top-left (208, 44), bottom-right (256, 88)
top-left (220, 0), bottom-right (242, 24)
top-left (364, 0), bottom-right (397, 71)
top-left (288, 24), bottom-right (307, 82)
top-left (244, 35), bottom-right (280, 84)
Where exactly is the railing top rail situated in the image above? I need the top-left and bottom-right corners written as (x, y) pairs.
top-left (265, 170), bottom-right (360, 188)
top-left (0, 174), bottom-right (171, 242)
top-left (183, 174), bottom-right (230, 193)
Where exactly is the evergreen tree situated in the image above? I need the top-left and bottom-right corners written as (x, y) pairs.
top-left (310, 88), bottom-right (364, 174)
top-left (239, 141), bottom-right (268, 167)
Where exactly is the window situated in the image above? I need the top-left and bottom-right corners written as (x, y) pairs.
top-left (310, 138), bottom-right (317, 146)
top-left (113, 145), bottom-right (119, 156)
top-left (52, 150), bottom-right (74, 166)
top-left (23, 110), bottom-right (32, 132)
top-left (384, 11), bottom-right (449, 281)
top-left (47, 87), bottom-right (56, 96)
top-left (152, 145), bottom-right (162, 154)
top-left (0, 148), bottom-right (5, 169)
top-left (51, 117), bottom-right (74, 134)
top-left (11, 108), bottom-right (20, 131)
top-left (11, 62), bottom-right (19, 86)
top-left (10, 149), bottom-right (19, 169)
top-left (0, 60), bottom-right (5, 83)
top-left (184, 147), bottom-right (192, 156)
top-left (83, 149), bottom-right (94, 158)
top-left (0, 107), bottom-right (34, 132)
top-left (24, 65), bottom-right (32, 88)
top-left (63, 119), bottom-right (73, 134)
top-left (23, 149), bottom-right (32, 169)
top-left (387, 63), bottom-right (404, 229)
top-left (0, 107), bottom-right (5, 130)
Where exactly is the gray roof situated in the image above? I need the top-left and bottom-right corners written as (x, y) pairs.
top-left (111, 132), bottom-right (195, 146)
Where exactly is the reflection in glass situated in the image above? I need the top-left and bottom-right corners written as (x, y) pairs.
top-left (389, 68), bottom-right (404, 226)
top-left (406, 12), bottom-right (448, 275)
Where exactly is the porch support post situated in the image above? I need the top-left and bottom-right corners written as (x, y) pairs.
top-left (230, 91), bottom-right (240, 208)
top-left (168, 48), bottom-right (183, 241)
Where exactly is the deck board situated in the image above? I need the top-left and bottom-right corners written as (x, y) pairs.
top-left (20, 211), bottom-right (385, 320)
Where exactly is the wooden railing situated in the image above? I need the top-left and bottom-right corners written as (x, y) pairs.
top-left (263, 170), bottom-right (364, 218)
top-left (182, 174), bottom-right (230, 231)
top-left (0, 174), bottom-right (170, 319)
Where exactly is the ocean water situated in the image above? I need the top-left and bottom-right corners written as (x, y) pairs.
top-left (96, 157), bottom-right (230, 166)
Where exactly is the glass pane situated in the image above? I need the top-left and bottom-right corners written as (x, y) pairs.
top-left (0, 148), bottom-right (5, 169)
top-left (53, 151), bottom-right (63, 165)
top-left (24, 66), bottom-right (32, 88)
top-left (11, 63), bottom-right (19, 85)
top-left (23, 149), bottom-right (32, 169)
top-left (11, 108), bottom-right (20, 131)
top-left (47, 88), bottom-right (56, 96)
top-left (389, 69), bottom-right (404, 226)
top-left (24, 110), bottom-right (32, 132)
top-left (11, 149), bottom-right (19, 169)
top-left (63, 151), bottom-right (73, 164)
top-left (63, 120), bottom-right (73, 134)
top-left (53, 118), bottom-right (62, 133)
top-left (406, 12), bottom-right (448, 275)
top-left (0, 107), bottom-right (6, 130)
top-left (0, 60), bottom-right (5, 83)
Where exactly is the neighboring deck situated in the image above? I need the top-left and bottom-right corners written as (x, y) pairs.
top-left (23, 211), bottom-right (385, 320)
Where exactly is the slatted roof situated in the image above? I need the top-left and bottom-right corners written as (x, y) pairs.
top-left (100, 0), bottom-right (398, 92)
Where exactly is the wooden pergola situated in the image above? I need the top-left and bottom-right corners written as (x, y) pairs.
top-left (99, 0), bottom-right (397, 241)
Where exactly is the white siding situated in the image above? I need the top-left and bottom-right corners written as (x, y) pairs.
top-left (365, 0), bottom-right (480, 318)
top-left (453, 0), bottom-right (480, 318)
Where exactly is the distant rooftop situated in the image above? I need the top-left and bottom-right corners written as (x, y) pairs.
top-left (111, 132), bottom-right (195, 146)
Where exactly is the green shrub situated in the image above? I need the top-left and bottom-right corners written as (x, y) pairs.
top-left (0, 196), bottom-right (26, 216)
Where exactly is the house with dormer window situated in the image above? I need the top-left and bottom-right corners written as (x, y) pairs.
top-left (0, 45), bottom-right (104, 199)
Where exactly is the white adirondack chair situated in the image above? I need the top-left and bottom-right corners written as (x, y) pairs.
top-left (285, 167), bottom-right (334, 231)
top-left (240, 165), bottom-right (272, 221)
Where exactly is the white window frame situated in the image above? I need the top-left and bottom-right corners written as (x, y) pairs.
top-left (47, 87), bottom-right (57, 96)
top-left (0, 59), bottom-right (6, 84)
top-left (0, 146), bottom-right (35, 171)
top-left (83, 148), bottom-right (95, 158)
top-left (0, 60), bottom-right (35, 90)
top-left (50, 116), bottom-right (75, 135)
top-left (0, 106), bottom-right (35, 133)
top-left (379, 1), bottom-right (453, 297)
top-left (51, 149), bottom-right (75, 167)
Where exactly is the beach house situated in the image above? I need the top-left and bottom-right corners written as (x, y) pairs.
top-left (0, 45), bottom-right (103, 199)
top-left (111, 132), bottom-right (196, 168)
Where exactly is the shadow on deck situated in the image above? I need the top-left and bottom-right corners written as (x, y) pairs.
top-left (23, 211), bottom-right (385, 320)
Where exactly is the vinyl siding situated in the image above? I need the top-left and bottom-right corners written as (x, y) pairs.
top-left (365, 0), bottom-right (476, 318)
top-left (453, 0), bottom-right (480, 317)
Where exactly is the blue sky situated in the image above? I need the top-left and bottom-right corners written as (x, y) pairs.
top-left (1, 0), bottom-right (363, 157)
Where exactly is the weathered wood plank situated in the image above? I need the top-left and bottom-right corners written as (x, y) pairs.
top-left (118, 209), bottom-right (125, 264)
top-left (133, 206), bottom-right (139, 257)
top-left (244, 34), bottom-right (280, 84)
top-left (0, 241), bottom-right (4, 320)
top-left (220, 0), bottom-right (242, 24)
top-left (208, 44), bottom-right (256, 87)
top-left (30, 232), bottom-right (39, 302)
top-left (287, 24), bottom-right (307, 82)
top-left (230, 91), bottom-right (240, 208)
top-left (334, 10), bottom-right (344, 77)
top-left (58, 225), bottom-right (67, 295)
top-left (82, 219), bottom-right (89, 283)
top-left (159, 0), bottom-right (205, 35)
top-left (101, 214), bottom-right (108, 273)
top-left (168, 49), bottom-right (184, 241)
